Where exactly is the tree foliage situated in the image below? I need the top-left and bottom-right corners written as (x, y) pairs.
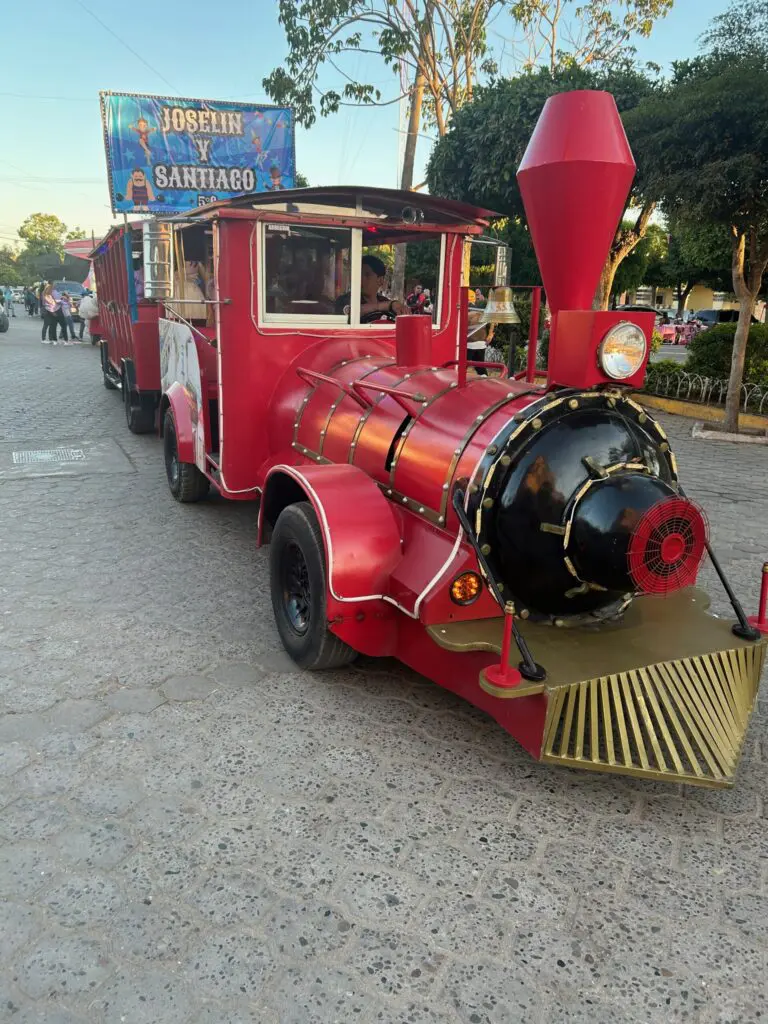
top-left (612, 221), bottom-right (666, 297)
top-left (627, 47), bottom-right (768, 429)
top-left (0, 246), bottom-right (23, 286)
top-left (17, 213), bottom-right (70, 260)
top-left (427, 63), bottom-right (660, 297)
top-left (509, 0), bottom-right (672, 73)
top-left (264, 0), bottom-right (502, 138)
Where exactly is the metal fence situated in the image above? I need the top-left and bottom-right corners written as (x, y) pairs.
top-left (644, 367), bottom-right (768, 414)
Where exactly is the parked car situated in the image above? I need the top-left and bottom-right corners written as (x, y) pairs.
top-left (692, 308), bottom-right (759, 328)
top-left (615, 303), bottom-right (658, 316)
top-left (53, 280), bottom-right (86, 322)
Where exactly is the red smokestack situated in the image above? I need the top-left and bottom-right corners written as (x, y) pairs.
top-left (517, 91), bottom-right (636, 313)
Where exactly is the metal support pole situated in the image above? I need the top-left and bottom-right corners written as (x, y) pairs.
top-left (526, 286), bottom-right (541, 384)
top-left (457, 285), bottom-right (470, 388)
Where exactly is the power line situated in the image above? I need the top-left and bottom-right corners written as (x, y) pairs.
top-left (72, 0), bottom-right (180, 95)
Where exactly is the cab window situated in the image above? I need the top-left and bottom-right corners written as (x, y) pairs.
top-left (263, 224), bottom-right (351, 320)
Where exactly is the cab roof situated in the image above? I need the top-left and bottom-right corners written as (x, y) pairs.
top-left (178, 185), bottom-right (499, 228)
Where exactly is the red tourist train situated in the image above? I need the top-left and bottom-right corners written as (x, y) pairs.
top-left (93, 90), bottom-right (766, 787)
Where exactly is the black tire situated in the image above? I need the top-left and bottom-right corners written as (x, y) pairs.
top-left (270, 502), bottom-right (357, 670)
top-left (163, 408), bottom-right (209, 502)
top-left (0, 313), bottom-right (9, 334)
top-left (124, 384), bottom-right (155, 434)
top-left (90, 332), bottom-right (101, 347)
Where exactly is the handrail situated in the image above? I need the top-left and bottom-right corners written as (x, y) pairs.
top-left (441, 358), bottom-right (508, 377)
top-left (295, 366), bottom-right (370, 408)
top-left (351, 378), bottom-right (430, 414)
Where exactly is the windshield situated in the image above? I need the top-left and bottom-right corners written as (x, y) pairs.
top-left (54, 281), bottom-right (85, 295)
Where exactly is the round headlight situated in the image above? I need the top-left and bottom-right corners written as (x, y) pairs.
top-left (598, 322), bottom-right (647, 380)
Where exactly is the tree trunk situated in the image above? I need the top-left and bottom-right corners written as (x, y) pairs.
top-left (724, 228), bottom-right (755, 434)
top-left (392, 70), bottom-right (425, 301)
top-left (725, 295), bottom-right (754, 433)
top-left (593, 255), bottom-right (621, 310)
top-left (593, 201), bottom-right (656, 310)
top-left (676, 281), bottom-right (693, 318)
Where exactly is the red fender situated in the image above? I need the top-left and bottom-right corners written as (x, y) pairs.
top-left (260, 463), bottom-right (403, 601)
top-left (164, 382), bottom-right (196, 464)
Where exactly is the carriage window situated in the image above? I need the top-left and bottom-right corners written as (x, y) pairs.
top-left (360, 236), bottom-right (443, 324)
top-left (263, 224), bottom-right (351, 319)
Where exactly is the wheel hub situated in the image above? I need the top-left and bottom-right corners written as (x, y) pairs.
top-left (282, 541), bottom-right (311, 634)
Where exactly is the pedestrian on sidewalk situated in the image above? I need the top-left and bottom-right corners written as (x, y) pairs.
top-left (59, 293), bottom-right (77, 342)
top-left (2, 285), bottom-right (15, 317)
top-left (40, 284), bottom-right (60, 343)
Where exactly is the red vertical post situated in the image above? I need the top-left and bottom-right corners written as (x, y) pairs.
top-left (526, 285), bottom-right (541, 383)
top-left (457, 285), bottom-right (470, 388)
top-left (483, 602), bottom-right (523, 689)
top-left (748, 562), bottom-right (768, 634)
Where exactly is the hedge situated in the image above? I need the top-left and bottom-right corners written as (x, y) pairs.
top-left (686, 323), bottom-right (768, 385)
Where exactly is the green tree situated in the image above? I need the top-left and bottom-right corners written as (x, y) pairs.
top-left (427, 63), bottom-right (660, 306)
top-left (645, 220), bottom-right (731, 315)
top-left (0, 246), bottom-right (23, 286)
top-left (510, 0), bottom-right (673, 73)
top-left (17, 213), bottom-right (70, 260)
top-left (611, 221), bottom-right (667, 300)
top-left (628, 47), bottom-right (768, 431)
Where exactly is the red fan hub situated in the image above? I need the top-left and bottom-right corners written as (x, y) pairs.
top-left (628, 498), bottom-right (708, 595)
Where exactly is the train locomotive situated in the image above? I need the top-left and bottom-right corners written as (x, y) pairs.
top-left (120, 89), bottom-right (764, 788)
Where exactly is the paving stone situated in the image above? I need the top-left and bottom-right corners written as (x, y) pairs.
top-left (418, 894), bottom-right (509, 957)
top-left (186, 866), bottom-right (277, 928)
top-left (183, 933), bottom-right (275, 1001)
top-left (43, 698), bottom-right (109, 733)
top-left (266, 895), bottom-right (357, 963)
top-left (439, 956), bottom-right (543, 1023)
top-left (40, 872), bottom-right (125, 928)
top-left (0, 741), bottom-right (33, 776)
top-left (105, 687), bottom-right (166, 713)
top-left (260, 965), bottom-right (372, 1023)
top-left (13, 935), bottom-right (114, 999)
top-left (107, 900), bottom-right (203, 963)
top-left (0, 901), bottom-right (45, 960)
top-left (0, 795), bottom-right (73, 841)
top-left (90, 967), bottom-right (197, 1023)
top-left (0, 841), bottom-right (62, 899)
top-left (70, 777), bottom-right (145, 816)
top-left (481, 867), bottom-right (573, 921)
top-left (0, 713), bottom-right (50, 743)
top-left (53, 821), bottom-right (137, 869)
top-left (335, 867), bottom-right (430, 927)
top-left (345, 927), bottom-right (448, 1001)
top-left (162, 674), bottom-right (219, 701)
top-left (1, 684), bottom-right (63, 714)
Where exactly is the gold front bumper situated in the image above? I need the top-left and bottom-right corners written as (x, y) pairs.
top-left (428, 589), bottom-right (766, 788)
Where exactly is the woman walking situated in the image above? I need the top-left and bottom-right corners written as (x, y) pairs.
top-left (41, 284), bottom-right (60, 343)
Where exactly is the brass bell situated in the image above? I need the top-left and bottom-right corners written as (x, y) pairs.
top-left (482, 286), bottom-right (521, 325)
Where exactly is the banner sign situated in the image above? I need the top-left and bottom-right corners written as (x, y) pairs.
top-left (99, 91), bottom-right (295, 215)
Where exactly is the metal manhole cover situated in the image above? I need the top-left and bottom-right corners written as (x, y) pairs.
top-left (12, 448), bottom-right (86, 465)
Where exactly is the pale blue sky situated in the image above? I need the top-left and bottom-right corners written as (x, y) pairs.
top-left (1, 0), bottom-right (723, 243)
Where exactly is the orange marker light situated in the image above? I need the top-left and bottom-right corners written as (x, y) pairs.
top-left (450, 571), bottom-right (482, 605)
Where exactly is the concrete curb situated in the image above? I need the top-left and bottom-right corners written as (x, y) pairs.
top-left (692, 421), bottom-right (768, 445)
top-left (634, 392), bottom-right (768, 431)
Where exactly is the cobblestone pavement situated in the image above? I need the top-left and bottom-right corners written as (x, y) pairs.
top-left (1, 314), bottom-right (767, 1024)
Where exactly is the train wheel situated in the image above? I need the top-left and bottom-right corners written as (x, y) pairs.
top-left (124, 385), bottom-right (155, 434)
top-left (163, 408), bottom-right (209, 502)
top-left (270, 502), bottom-right (357, 670)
